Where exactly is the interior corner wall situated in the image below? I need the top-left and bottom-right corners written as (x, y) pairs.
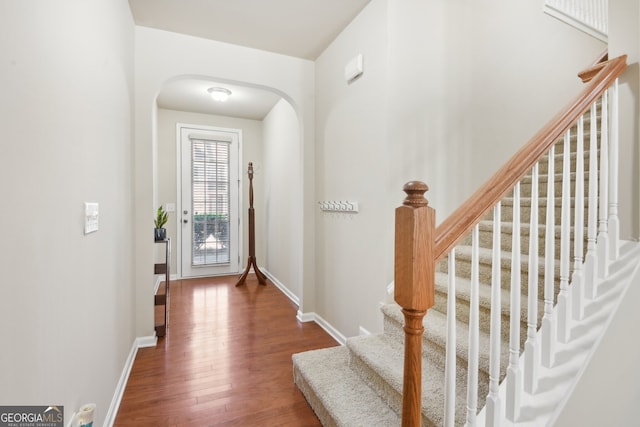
top-left (156, 108), bottom-right (265, 275)
top-left (134, 27), bottom-right (316, 337)
top-left (608, 0), bottom-right (640, 240)
top-left (0, 0), bottom-right (135, 424)
top-left (263, 99), bottom-right (302, 299)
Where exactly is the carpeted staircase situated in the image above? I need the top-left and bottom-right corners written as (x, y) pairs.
top-left (292, 114), bottom-right (595, 426)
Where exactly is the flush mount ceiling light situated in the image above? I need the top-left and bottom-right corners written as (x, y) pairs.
top-left (207, 87), bottom-right (232, 102)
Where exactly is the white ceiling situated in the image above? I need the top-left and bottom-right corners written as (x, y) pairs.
top-left (156, 80), bottom-right (282, 121)
top-left (129, 0), bottom-right (371, 119)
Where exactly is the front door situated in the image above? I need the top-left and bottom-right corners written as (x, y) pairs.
top-left (179, 125), bottom-right (240, 277)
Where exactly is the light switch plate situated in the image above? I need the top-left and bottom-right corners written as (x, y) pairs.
top-left (84, 202), bottom-right (99, 234)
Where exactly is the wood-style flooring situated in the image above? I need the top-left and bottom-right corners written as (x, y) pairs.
top-left (114, 274), bottom-right (338, 426)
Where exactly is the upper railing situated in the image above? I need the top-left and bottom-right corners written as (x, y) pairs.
top-left (544, 0), bottom-right (608, 42)
top-left (394, 54), bottom-right (627, 426)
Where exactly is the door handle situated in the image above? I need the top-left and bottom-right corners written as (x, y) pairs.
top-left (183, 219), bottom-right (188, 224)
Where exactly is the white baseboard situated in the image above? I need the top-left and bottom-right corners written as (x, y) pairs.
top-left (359, 326), bottom-right (372, 336)
top-left (136, 335), bottom-right (158, 348)
top-left (296, 310), bottom-right (315, 323)
top-left (153, 275), bottom-right (161, 294)
top-left (154, 275), bottom-right (177, 294)
top-left (103, 335), bottom-right (156, 426)
top-left (262, 268), bottom-right (299, 306)
top-left (296, 310), bottom-right (346, 345)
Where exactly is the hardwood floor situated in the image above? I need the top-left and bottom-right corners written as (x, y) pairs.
top-left (114, 275), bottom-right (338, 426)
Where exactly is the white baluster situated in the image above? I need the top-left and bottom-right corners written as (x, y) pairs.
top-left (609, 79), bottom-right (620, 260)
top-left (584, 103), bottom-right (599, 299)
top-left (444, 249), bottom-right (456, 427)
top-left (465, 226), bottom-right (480, 427)
top-left (524, 165), bottom-right (539, 393)
top-left (572, 115), bottom-right (585, 321)
top-left (541, 145), bottom-right (556, 368)
top-left (544, 0), bottom-right (608, 38)
top-left (506, 183), bottom-right (522, 422)
top-left (557, 130), bottom-right (572, 344)
top-left (597, 90), bottom-right (610, 280)
top-left (485, 203), bottom-right (502, 426)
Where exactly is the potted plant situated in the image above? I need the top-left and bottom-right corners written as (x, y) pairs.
top-left (154, 206), bottom-right (169, 241)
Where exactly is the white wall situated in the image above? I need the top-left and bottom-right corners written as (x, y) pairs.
top-left (314, 0), bottom-right (605, 336)
top-left (555, 259), bottom-right (640, 426)
top-left (444, 0), bottom-right (606, 209)
top-left (134, 27), bottom-right (315, 336)
top-left (263, 99), bottom-right (302, 299)
top-left (0, 0), bottom-right (135, 424)
top-left (315, 0), bottom-right (393, 336)
top-left (609, 0), bottom-right (640, 240)
top-left (156, 108), bottom-right (265, 275)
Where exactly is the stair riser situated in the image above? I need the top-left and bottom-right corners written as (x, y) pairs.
top-left (432, 287), bottom-right (538, 350)
top-left (537, 149), bottom-right (594, 176)
top-left (383, 312), bottom-right (494, 379)
top-left (520, 174), bottom-right (587, 198)
top-left (292, 365), bottom-right (339, 427)
top-left (346, 345), bottom-right (431, 426)
top-left (383, 289), bottom-right (526, 378)
top-left (439, 253), bottom-right (558, 298)
top-left (474, 224), bottom-right (588, 260)
top-left (347, 343), bottom-right (490, 427)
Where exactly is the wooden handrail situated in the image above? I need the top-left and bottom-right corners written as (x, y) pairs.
top-left (433, 54), bottom-right (627, 263)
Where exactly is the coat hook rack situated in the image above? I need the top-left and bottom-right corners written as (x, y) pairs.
top-left (318, 200), bottom-right (359, 213)
top-left (236, 162), bottom-right (267, 286)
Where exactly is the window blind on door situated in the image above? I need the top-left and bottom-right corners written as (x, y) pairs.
top-left (190, 138), bottom-right (231, 266)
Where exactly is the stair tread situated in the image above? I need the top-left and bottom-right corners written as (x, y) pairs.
top-left (446, 244), bottom-right (558, 274)
top-left (381, 303), bottom-right (510, 376)
top-left (347, 334), bottom-right (463, 426)
top-left (435, 271), bottom-right (537, 316)
top-left (478, 219), bottom-right (585, 232)
top-left (293, 346), bottom-right (400, 426)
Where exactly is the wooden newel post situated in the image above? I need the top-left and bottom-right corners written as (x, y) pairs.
top-left (394, 181), bottom-right (435, 427)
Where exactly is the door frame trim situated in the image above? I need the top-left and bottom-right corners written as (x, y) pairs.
top-left (175, 123), bottom-right (243, 279)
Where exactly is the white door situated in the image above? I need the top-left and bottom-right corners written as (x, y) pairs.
top-left (179, 125), bottom-right (241, 277)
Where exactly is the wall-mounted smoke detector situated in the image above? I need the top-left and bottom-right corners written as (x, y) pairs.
top-left (345, 54), bottom-right (364, 84)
